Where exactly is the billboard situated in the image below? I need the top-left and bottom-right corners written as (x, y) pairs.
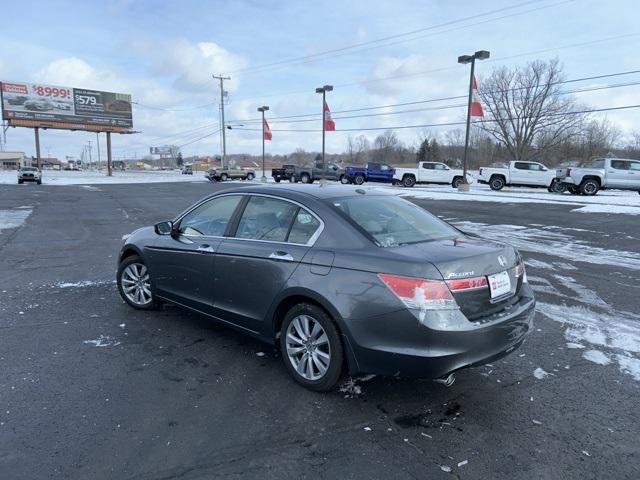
top-left (0, 81), bottom-right (133, 129)
top-left (150, 146), bottom-right (173, 156)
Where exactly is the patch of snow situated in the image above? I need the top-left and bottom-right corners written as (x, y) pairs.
top-left (54, 280), bottom-right (115, 288)
top-left (440, 465), bottom-right (452, 473)
top-left (566, 342), bottom-right (585, 349)
top-left (582, 350), bottom-right (611, 365)
top-left (83, 335), bottom-right (121, 347)
top-left (554, 262), bottom-right (577, 271)
top-left (339, 378), bottom-right (362, 397)
top-left (553, 275), bottom-right (609, 309)
top-left (525, 258), bottom-right (554, 270)
top-left (533, 367), bottom-right (552, 379)
top-left (363, 427), bottom-right (371, 431)
top-left (457, 460), bottom-right (468, 467)
top-left (255, 352), bottom-right (265, 357)
top-left (616, 354), bottom-right (640, 380)
top-left (572, 204), bottom-right (640, 215)
top-left (452, 221), bottom-right (640, 270)
top-left (0, 169), bottom-right (209, 185)
top-left (532, 419), bottom-right (542, 425)
top-left (0, 209), bottom-right (32, 233)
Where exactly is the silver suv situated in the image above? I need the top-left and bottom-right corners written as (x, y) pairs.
top-left (18, 167), bottom-right (42, 185)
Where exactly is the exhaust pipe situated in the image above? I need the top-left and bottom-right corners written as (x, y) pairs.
top-left (434, 373), bottom-right (456, 387)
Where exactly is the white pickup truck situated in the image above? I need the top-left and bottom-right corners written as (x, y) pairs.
top-left (556, 158), bottom-right (640, 195)
top-left (477, 160), bottom-right (563, 192)
top-left (394, 161), bottom-right (467, 188)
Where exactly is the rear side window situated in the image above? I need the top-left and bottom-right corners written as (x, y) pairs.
top-left (514, 162), bottom-right (529, 170)
top-left (422, 163), bottom-right (433, 170)
top-left (288, 210), bottom-right (321, 244)
top-left (591, 159), bottom-right (605, 168)
top-left (179, 195), bottom-right (242, 237)
top-left (330, 195), bottom-right (458, 247)
top-left (236, 196), bottom-right (299, 242)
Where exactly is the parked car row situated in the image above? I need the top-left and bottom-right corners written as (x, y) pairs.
top-left (556, 158), bottom-right (640, 195)
top-left (271, 162), bottom-right (347, 184)
top-left (477, 161), bottom-right (564, 192)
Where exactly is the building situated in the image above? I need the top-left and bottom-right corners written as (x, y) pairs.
top-left (0, 151), bottom-right (28, 169)
top-left (38, 157), bottom-right (62, 170)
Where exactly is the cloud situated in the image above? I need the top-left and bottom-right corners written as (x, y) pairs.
top-left (151, 39), bottom-right (248, 92)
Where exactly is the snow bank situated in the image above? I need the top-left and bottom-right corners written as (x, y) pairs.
top-left (0, 169), bottom-right (208, 185)
top-left (0, 208), bottom-right (32, 233)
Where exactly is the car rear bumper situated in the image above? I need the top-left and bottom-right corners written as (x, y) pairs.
top-left (345, 284), bottom-right (535, 378)
top-left (557, 176), bottom-right (577, 185)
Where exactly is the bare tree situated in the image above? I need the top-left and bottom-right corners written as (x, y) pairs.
top-left (478, 59), bottom-right (585, 160)
top-left (373, 130), bottom-right (400, 162)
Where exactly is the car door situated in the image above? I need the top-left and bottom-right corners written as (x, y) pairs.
top-left (213, 195), bottom-right (322, 333)
top-left (432, 163), bottom-right (450, 183)
top-left (145, 194), bottom-right (243, 313)
top-left (510, 162), bottom-right (531, 184)
top-left (528, 162), bottom-right (549, 186)
top-left (607, 160), bottom-right (629, 188)
top-left (627, 161), bottom-right (640, 189)
top-left (419, 162), bottom-right (433, 182)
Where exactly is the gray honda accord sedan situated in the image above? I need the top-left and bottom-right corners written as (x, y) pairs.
top-left (117, 184), bottom-right (535, 391)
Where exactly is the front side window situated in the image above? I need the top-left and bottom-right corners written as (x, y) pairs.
top-left (330, 195), bottom-right (459, 247)
top-left (236, 196), bottom-right (299, 242)
top-left (380, 164), bottom-right (391, 171)
top-left (628, 161), bottom-right (640, 171)
top-left (179, 195), bottom-right (242, 237)
top-left (529, 163), bottom-right (544, 171)
top-left (434, 164), bottom-right (447, 170)
top-left (611, 160), bottom-right (629, 170)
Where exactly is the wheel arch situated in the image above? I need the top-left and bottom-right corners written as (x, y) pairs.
top-left (118, 245), bottom-right (145, 264)
top-left (581, 175), bottom-right (602, 185)
top-left (268, 288), bottom-right (359, 375)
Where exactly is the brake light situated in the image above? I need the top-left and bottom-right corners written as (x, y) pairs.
top-left (378, 273), bottom-right (458, 310)
top-left (479, 168), bottom-right (483, 176)
top-left (566, 168), bottom-right (572, 177)
top-left (515, 262), bottom-right (527, 283)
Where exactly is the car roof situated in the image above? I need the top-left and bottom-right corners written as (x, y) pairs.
top-left (207, 183), bottom-right (395, 201)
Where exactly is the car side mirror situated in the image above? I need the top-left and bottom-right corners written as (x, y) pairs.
top-left (154, 221), bottom-right (174, 235)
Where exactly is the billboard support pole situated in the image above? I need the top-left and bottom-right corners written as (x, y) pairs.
top-left (34, 127), bottom-right (41, 169)
top-left (96, 132), bottom-right (101, 172)
top-left (106, 132), bottom-right (112, 177)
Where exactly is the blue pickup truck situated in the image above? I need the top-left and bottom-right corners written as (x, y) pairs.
top-left (343, 162), bottom-right (396, 185)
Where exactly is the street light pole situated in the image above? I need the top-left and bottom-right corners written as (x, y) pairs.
top-left (315, 85), bottom-right (333, 184)
top-left (458, 50), bottom-right (489, 192)
top-left (258, 106), bottom-right (269, 182)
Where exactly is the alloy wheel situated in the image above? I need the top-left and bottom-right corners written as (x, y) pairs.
top-left (120, 263), bottom-right (152, 306)
top-left (285, 314), bottom-right (331, 381)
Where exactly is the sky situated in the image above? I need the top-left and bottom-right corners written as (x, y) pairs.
top-left (0, 0), bottom-right (638, 161)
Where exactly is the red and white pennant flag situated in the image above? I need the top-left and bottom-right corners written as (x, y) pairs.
top-left (324, 100), bottom-right (336, 131)
top-left (263, 117), bottom-right (272, 141)
top-left (471, 76), bottom-right (484, 117)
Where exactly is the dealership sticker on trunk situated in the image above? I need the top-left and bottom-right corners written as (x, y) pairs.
top-left (488, 271), bottom-right (511, 298)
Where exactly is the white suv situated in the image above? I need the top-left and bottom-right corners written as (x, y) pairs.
top-left (17, 167), bottom-right (42, 185)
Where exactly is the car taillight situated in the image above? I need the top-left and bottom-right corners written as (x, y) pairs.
top-left (446, 276), bottom-right (488, 291)
top-left (515, 262), bottom-right (527, 283)
top-left (377, 273), bottom-right (458, 311)
top-left (479, 168), bottom-right (483, 176)
top-left (566, 168), bottom-right (571, 177)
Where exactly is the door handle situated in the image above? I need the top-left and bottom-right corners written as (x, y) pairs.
top-left (269, 251), bottom-right (294, 261)
top-left (197, 245), bottom-right (215, 253)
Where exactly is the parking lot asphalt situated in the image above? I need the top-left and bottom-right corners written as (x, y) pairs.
top-left (1, 181), bottom-right (638, 480)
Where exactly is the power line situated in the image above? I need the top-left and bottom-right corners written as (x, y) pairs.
top-left (229, 104), bottom-right (640, 133)
top-left (225, 0), bottom-right (547, 75)
top-left (228, 71), bottom-right (640, 124)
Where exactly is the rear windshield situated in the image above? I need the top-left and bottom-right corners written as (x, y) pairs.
top-left (329, 195), bottom-right (459, 247)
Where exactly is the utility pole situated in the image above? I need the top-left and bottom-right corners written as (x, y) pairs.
top-left (34, 128), bottom-right (42, 169)
top-left (87, 140), bottom-right (93, 170)
top-left (96, 132), bottom-right (101, 171)
top-left (212, 74), bottom-right (230, 168)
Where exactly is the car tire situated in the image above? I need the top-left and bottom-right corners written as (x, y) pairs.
top-left (18, 179), bottom-right (23, 184)
top-left (340, 175), bottom-right (349, 184)
top-left (247, 173), bottom-right (255, 181)
top-left (300, 173), bottom-right (311, 184)
top-left (290, 175), bottom-right (297, 183)
top-left (279, 303), bottom-right (344, 392)
top-left (452, 176), bottom-right (464, 189)
top-left (549, 179), bottom-right (565, 194)
top-left (274, 178), bottom-right (281, 183)
top-left (489, 176), bottom-right (505, 191)
top-left (568, 186), bottom-right (580, 195)
top-left (354, 174), bottom-right (365, 185)
top-left (402, 175), bottom-right (416, 187)
top-left (37, 180), bottom-right (42, 185)
top-left (579, 178), bottom-right (599, 196)
top-left (117, 255), bottom-right (158, 311)
top-left (221, 173), bottom-right (228, 181)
